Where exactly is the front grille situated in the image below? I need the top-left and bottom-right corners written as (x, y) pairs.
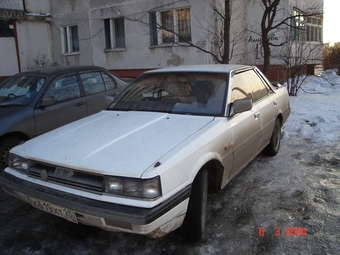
top-left (27, 163), bottom-right (104, 193)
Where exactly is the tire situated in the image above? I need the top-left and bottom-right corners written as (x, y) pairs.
top-left (262, 118), bottom-right (281, 156)
top-left (0, 137), bottom-right (22, 171)
top-left (180, 167), bottom-right (208, 241)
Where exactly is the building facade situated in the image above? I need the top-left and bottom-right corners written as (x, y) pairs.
top-left (0, 0), bottom-right (323, 82)
top-left (0, 0), bottom-right (52, 79)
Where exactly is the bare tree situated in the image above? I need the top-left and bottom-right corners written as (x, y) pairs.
top-left (130, 0), bottom-right (247, 64)
top-left (26, 54), bottom-right (57, 70)
top-left (323, 43), bottom-right (340, 72)
top-left (279, 37), bottom-right (323, 95)
top-left (258, 0), bottom-right (323, 77)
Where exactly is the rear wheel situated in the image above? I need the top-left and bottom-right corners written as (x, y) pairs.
top-left (180, 167), bottom-right (208, 241)
top-left (0, 137), bottom-right (22, 171)
top-left (262, 118), bottom-right (281, 156)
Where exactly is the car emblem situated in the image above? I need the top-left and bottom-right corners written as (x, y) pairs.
top-left (41, 169), bottom-right (48, 181)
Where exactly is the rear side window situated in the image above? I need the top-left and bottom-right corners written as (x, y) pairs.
top-left (101, 72), bottom-right (117, 90)
top-left (80, 71), bottom-right (117, 94)
top-left (80, 72), bottom-right (106, 95)
top-left (45, 75), bottom-right (81, 103)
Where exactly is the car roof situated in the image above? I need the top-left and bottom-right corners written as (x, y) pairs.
top-left (13, 65), bottom-right (108, 77)
top-left (144, 64), bottom-right (252, 74)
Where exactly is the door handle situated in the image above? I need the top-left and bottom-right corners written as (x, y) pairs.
top-left (74, 101), bottom-right (85, 107)
top-left (254, 112), bottom-right (260, 119)
top-left (273, 100), bottom-right (277, 106)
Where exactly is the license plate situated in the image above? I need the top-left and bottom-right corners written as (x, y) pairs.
top-left (28, 197), bottom-right (78, 223)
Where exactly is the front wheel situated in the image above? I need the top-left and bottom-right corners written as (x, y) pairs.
top-left (0, 137), bottom-right (22, 171)
top-left (180, 167), bottom-right (208, 241)
top-left (262, 118), bottom-right (281, 156)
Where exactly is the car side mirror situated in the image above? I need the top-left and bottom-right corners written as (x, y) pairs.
top-left (230, 98), bottom-right (252, 116)
top-left (40, 97), bottom-right (57, 107)
top-left (271, 81), bottom-right (282, 88)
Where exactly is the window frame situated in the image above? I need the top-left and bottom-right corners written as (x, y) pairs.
top-left (44, 74), bottom-right (82, 104)
top-left (149, 8), bottom-right (191, 46)
top-left (231, 69), bottom-right (273, 105)
top-left (61, 25), bottom-right (79, 54)
top-left (104, 17), bottom-right (126, 50)
top-left (291, 8), bottom-right (322, 42)
top-left (0, 20), bottom-right (14, 37)
top-left (306, 16), bottom-right (322, 42)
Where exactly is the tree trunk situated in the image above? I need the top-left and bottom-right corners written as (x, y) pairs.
top-left (261, 0), bottom-right (280, 78)
top-left (262, 31), bottom-right (271, 77)
top-left (222, 0), bottom-right (231, 64)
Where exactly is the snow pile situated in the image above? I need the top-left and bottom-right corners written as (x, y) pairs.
top-left (321, 69), bottom-right (340, 87)
top-left (283, 70), bottom-right (340, 146)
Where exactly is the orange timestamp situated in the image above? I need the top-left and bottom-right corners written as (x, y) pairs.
top-left (258, 227), bottom-right (307, 237)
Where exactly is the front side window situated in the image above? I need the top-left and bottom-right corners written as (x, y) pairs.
top-left (243, 70), bottom-right (269, 102)
top-left (231, 70), bottom-right (271, 104)
top-left (230, 73), bottom-right (253, 104)
top-left (104, 18), bottom-right (126, 49)
top-left (62, 25), bottom-right (79, 53)
top-left (110, 72), bottom-right (227, 116)
top-left (45, 75), bottom-right (81, 103)
top-left (149, 8), bottom-right (191, 46)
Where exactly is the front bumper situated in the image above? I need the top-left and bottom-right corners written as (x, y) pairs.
top-left (0, 171), bottom-right (191, 237)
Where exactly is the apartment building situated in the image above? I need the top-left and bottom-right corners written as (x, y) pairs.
top-left (0, 0), bottom-right (323, 82)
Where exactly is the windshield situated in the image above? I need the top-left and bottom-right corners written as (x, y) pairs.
top-left (110, 72), bottom-right (228, 116)
top-left (0, 75), bottom-right (46, 106)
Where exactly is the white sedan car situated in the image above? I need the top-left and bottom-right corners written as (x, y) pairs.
top-left (0, 65), bottom-right (290, 240)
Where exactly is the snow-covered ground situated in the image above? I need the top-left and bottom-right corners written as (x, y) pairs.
top-left (285, 70), bottom-right (340, 146)
top-left (1, 71), bottom-right (339, 254)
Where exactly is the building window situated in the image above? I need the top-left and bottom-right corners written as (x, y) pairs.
top-left (306, 16), bottom-right (322, 42)
top-left (149, 8), bottom-right (191, 46)
top-left (62, 25), bottom-right (79, 53)
top-left (291, 9), bottom-right (322, 42)
top-left (104, 18), bottom-right (126, 49)
top-left (161, 10), bottom-right (175, 43)
top-left (0, 20), bottom-right (14, 37)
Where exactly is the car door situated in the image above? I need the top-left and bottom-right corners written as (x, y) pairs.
top-left (228, 71), bottom-right (262, 179)
top-left (34, 74), bottom-right (87, 136)
top-left (79, 71), bottom-right (119, 115)
top-left (245, 69), bottom-right (277, 150)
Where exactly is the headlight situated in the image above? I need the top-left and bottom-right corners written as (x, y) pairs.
top-left (105, 176), bottom-right (161, 199)
top-left (8, 153), bottom-right (30, 172)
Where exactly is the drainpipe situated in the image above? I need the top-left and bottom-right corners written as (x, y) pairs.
top-left (13, 20), bottom-right (21, 73)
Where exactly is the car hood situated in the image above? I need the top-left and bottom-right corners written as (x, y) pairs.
top-left (14, 111), bottom-right (214, 178)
